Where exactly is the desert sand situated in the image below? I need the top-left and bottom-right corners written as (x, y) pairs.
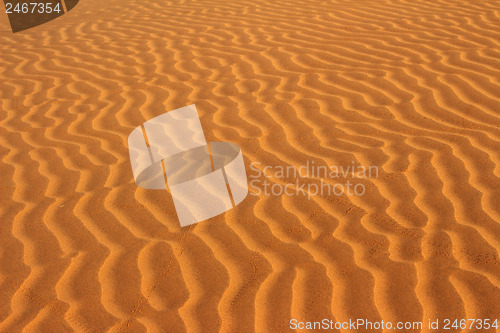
top-left (1, 0), bottom-right (500, 332)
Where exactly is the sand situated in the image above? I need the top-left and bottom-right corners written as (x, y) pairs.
top-left (1, 0), bottom-right (500, 332)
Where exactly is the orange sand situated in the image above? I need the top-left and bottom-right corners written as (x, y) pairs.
top-left (1, 0), bottom-right (500, 332)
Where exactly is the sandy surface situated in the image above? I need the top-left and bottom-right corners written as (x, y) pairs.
top-left (1, 0), bottom-right (500, 332)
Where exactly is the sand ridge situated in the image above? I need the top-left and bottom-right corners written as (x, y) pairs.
top-left (1, 0), bottom-right (500, 332)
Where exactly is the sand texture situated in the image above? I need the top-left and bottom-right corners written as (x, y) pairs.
top-left (1, 0), bottom-right (500, 332)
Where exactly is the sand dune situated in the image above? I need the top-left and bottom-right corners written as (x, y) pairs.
top-left (1, 0), bottom-right (499, 331)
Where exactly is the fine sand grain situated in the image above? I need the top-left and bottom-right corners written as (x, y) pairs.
top-left (1, 0), bottom-right (500, 332)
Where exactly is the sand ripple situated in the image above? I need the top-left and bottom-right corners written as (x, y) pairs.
top-left (1, 0), bottom-right (499, 331)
